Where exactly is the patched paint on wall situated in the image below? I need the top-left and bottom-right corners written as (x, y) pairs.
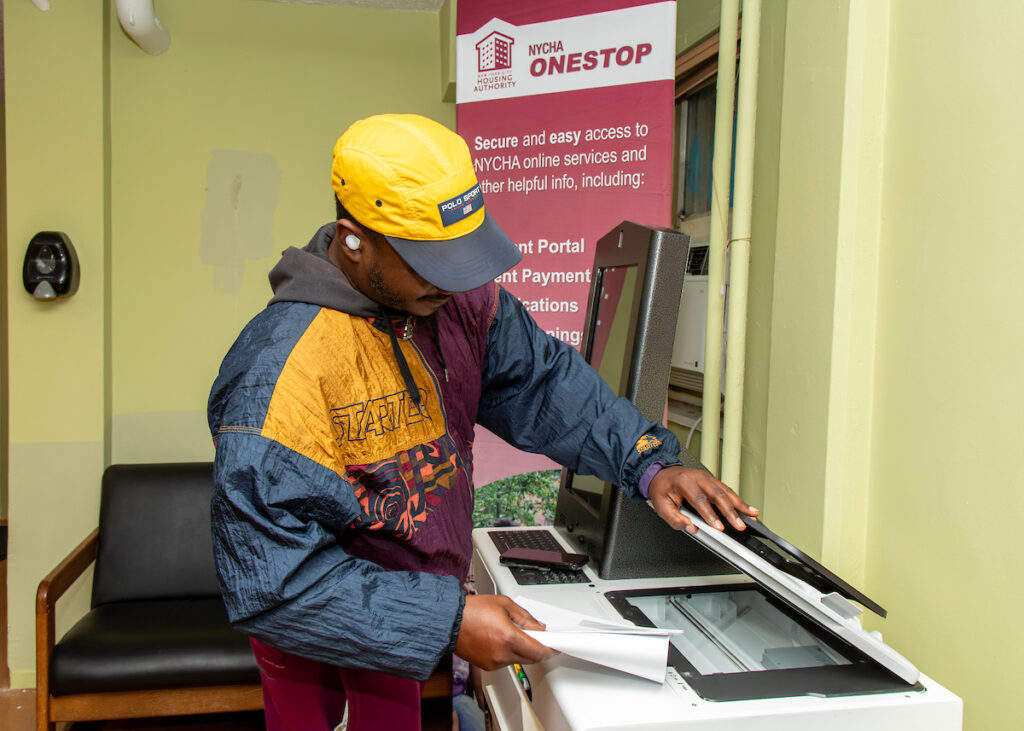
top-left (200, 150), bottom-right (281, 293)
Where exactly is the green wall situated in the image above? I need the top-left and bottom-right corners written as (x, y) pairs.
top-left (762, 0), bottom-right (850, 553)
top-left (865, 2), bottom-right (1024, 730)
top-left (683, 2), bottom-right (1023, 728)
top-left (675, 0), bottom-right (724, 51)
top-left (2, 0), bottom-right (450, 687)
top-left (754, 1), bottom-right (1022, 728)
top-left (107, 0), bottom-right (452, 464)
top-left (3, 0), bottom-right (110, 687)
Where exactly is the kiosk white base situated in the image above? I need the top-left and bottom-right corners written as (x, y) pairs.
top-left (472, 527), bottom-right (962, 731)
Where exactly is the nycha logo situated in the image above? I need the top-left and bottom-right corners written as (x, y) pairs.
top-left (476, 31), bottom-right (514, 72)
top-left (474, 31), bottom-right (517, 94)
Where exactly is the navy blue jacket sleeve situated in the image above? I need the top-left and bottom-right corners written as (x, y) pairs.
top-left (211, 432), bottom-right (464, 680)
top-left (476, 286), bottom-right (682, 498)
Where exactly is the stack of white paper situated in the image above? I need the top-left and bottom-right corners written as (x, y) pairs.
top-left (514, 595), bottom-right (680, 683)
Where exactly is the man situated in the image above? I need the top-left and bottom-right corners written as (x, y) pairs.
top-left (208, 113), bottom-right (758, 731)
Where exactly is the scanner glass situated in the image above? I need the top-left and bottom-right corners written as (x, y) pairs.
top-left (623, 588), bottom-right (853, 675)
top-left (607, 584), bottom-right (919, 701)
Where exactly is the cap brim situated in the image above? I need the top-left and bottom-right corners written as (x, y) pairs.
top-left (384, 211), bottom-right (523, 293)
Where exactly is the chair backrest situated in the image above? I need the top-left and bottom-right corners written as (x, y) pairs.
top-left (92, 462), bottom-right (222, 606)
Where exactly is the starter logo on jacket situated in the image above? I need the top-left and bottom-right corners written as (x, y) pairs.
top-left (330, 387), bottom-right (430, 443)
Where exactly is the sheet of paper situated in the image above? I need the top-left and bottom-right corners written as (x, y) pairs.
top-left (515, 595), bottom-right (682, 635)
top-left (523, 628), bottom-right (670, 683)
top-left (514, 595), bottom-right (678, 683)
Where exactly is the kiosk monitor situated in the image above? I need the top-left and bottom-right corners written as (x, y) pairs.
top-left (553, 221), bottom-right (735, 580)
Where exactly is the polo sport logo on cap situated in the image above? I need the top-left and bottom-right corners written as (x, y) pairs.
top-left (438, 183), bottom-right (484, 227)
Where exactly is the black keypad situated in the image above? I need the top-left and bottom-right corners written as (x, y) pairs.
top-left (487, 529), bottom-right (590, 585)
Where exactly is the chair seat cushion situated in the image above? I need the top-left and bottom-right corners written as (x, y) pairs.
top-left (50, 597), bottom-right (260, 696)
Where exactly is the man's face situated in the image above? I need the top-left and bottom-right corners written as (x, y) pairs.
top-left (362, 235), bottom-right (453, 317)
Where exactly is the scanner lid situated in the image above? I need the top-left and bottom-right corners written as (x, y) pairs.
top-left (672, 507), bottom-right (920, 685)
top-left (725, 514), bottom-right (886, 617)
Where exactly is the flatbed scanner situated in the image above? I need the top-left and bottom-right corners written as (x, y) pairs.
top-left (471, 515), bottom-right (962, 731)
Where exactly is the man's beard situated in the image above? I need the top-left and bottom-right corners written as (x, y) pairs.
top-left (367, 260), bottom-right (407, 312)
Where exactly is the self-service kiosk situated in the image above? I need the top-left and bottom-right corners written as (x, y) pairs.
top-left (469, 223), bottom-right (962, 729)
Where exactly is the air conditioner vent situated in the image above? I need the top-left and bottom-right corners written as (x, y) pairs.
top-left (686, 245), bottom-right (709, 276)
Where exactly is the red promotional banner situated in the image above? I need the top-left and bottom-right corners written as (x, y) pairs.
top-left (458, 0), bottom-right (677, 486)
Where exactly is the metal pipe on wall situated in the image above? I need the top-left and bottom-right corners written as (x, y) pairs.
top-left (720, 0), bottom-right (762, 488)
top-left (699, 0), bottom-right (739, 475)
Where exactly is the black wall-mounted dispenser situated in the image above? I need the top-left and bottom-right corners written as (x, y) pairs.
top-left (23, 231), bottom-right (79, 300)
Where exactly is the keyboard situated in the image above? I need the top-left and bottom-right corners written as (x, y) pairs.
top-left (487, 529), bottom-right (590, 585)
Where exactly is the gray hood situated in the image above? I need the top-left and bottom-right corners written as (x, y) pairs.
top-left (268, 223), bottom-right (379, 318)
top-left (268, 223), bottom-right (436, 407)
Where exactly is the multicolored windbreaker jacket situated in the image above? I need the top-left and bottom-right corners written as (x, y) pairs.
top-left (208, 223), bottom-right (684, 680)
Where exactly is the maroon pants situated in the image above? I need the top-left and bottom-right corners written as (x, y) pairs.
top-left (250, 638), bottom-right (426, 731)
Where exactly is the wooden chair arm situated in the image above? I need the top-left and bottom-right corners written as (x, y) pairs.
top-left (36, 528), bottom-right (99, 616)
top-left (36, 527), bottom-right (99, 730)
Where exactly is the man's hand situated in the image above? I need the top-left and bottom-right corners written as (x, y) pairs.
top-left (454, 595), bottom-right (558, 671)
top-left (648, 465), bottom-right (759, 534)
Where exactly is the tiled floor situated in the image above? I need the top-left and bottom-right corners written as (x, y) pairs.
top-left (1, 688), bottom-right (35, 731)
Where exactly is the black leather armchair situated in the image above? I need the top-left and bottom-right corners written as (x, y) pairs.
top-left (35, 462), bottom-right (262, 730)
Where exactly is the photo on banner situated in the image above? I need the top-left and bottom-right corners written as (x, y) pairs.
top-left (457, 0), bottom-right (678, 523)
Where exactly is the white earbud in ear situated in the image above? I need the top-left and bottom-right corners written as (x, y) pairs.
top-left (344, 234), bottom-right (361, 251)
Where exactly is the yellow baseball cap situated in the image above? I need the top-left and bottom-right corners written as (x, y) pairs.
top-left (331, 114), bottom-right (522, 292)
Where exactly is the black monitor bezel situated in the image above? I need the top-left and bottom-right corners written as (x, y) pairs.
top-left (553, 221), bottom-right (736, 580)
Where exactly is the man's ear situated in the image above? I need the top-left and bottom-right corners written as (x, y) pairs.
top-left (335, 219), bottom-right (364, 259)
